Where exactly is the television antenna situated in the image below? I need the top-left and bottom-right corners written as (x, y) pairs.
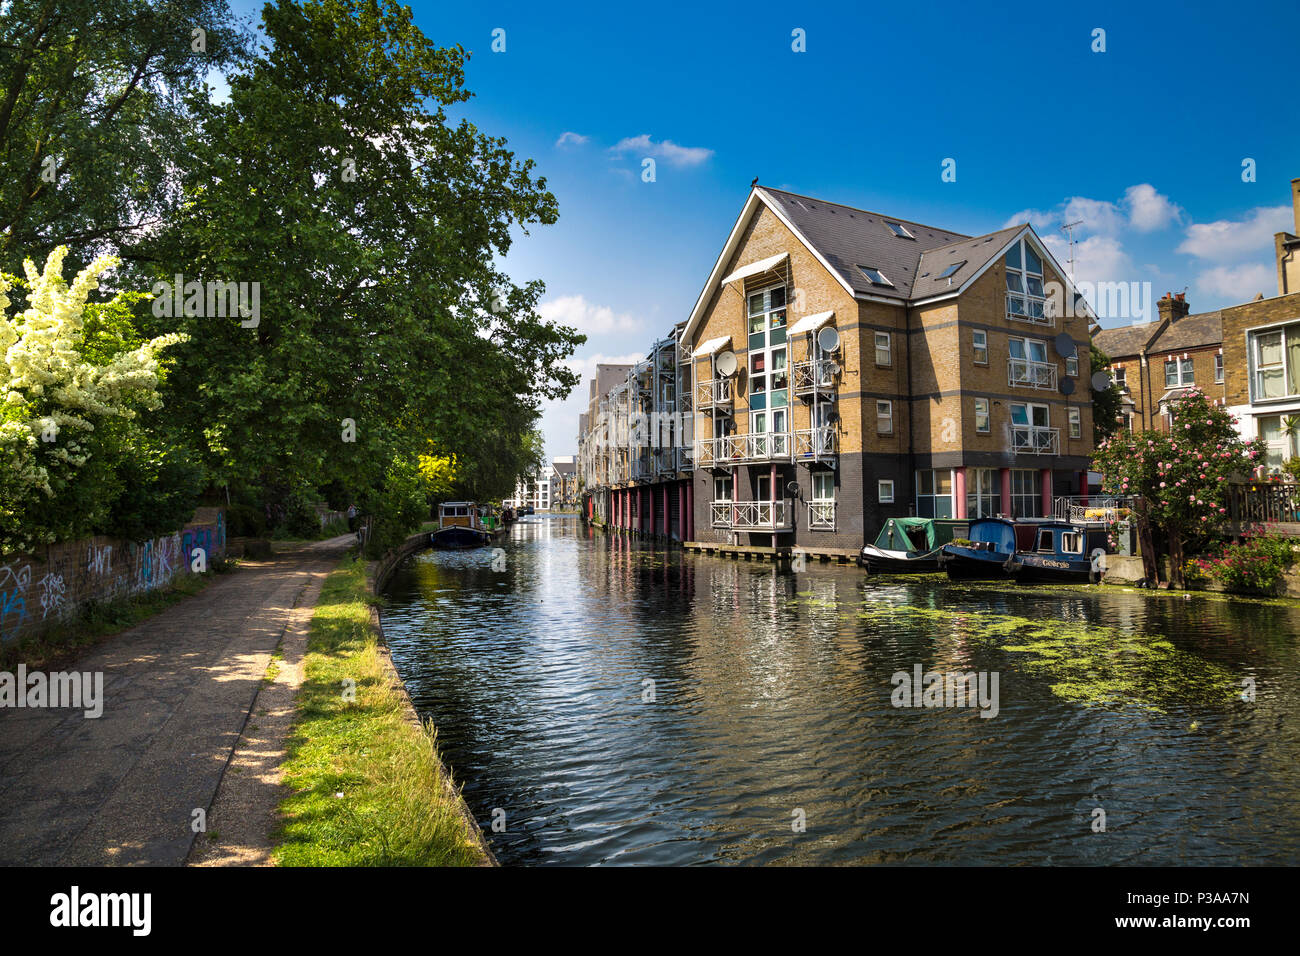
top-left (1059, 220), bottom-right (1084, 280)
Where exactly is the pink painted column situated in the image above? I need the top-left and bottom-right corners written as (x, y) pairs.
top-left (1000, 467), bottom-right (1012, 517)
top-left (648, 485), bottom-right (655, 537)
top-left (1040, 468), bottom-right (1052, 518)
top-left (614, 489), bottom-right (620, 529)
top-left (663, 485), bottom-right (669, 538)
top-left (954, 467), bottom-right (968, 520)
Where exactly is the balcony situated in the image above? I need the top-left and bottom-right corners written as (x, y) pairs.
top-left (1012, 425), bottom-right (1060, 455)
top-left (710, 499), bottom-right (793, 531)
top-left (807, 500), bottom-right (836, 530)
top-left (697, 432), bottom-right (791, 465)
top-left (793, 426), bottom-right (838, 460)
top-left (1006, 294), bottom-right (1053, 327)
top-left (792, 359), bottom-right (837, 396)
top-left (1008, 358), bottom-right (1058, 390)
top-left (697, 378), bottom-right (733, 410)
top-left (631, 453), bottom-right (654, 481)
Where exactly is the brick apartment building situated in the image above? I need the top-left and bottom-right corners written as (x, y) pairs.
top-left (680, 186), bottom-right (1096, 550)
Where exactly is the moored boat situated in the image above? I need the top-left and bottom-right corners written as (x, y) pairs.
top-left (937, 517), bottom-right (1018, 579)
top-left (430, 501), bottom-right (492, 549)
top-left (860, 517), bottom-right (965, 573)
top-left (1007, 521), bottom-right (1109, 583)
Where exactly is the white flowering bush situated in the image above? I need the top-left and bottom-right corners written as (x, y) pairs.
top-left (0, 247), bottom-right (187, 554)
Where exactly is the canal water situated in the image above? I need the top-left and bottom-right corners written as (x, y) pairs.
top-left (380, 515), bottom-right (1300, 866)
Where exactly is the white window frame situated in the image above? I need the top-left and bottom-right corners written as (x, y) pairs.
top-left (877, 479), bottom-right (895, 503)
top-left (713, 474), bottom-right (733, 502)
top-left (1068, 407), bottom-right (1082, 439)
top-left (1249, 322), bottom-right (1299, 402)
top-left (966, 468), bottom-right (998, 518)
top-left (858, 265), bottom-right (894, 287)
top-left (884, 221), bottom-right (915, 239)
top-left (876, 399), bottom-right (893, 434)
top-left (975, 397), bottom-right (990, 433)
top-left (972, 329), bottom-right (988, 365)
top-left (747, 283), bottom-right (789, 431)
top-left (1215, 352), bottom-right (1224, 383)
top-left (1164, 355), bottom-right (1194, 387)
top-left (811, 472), bottom-right (835, 502)
top-left (875, 331), bottom-right (892, 366)
top-left (1004, 238), bottom-right (1048, 324)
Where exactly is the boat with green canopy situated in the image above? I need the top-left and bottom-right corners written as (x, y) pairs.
top-left (859, 517), bottom-right (966, 573)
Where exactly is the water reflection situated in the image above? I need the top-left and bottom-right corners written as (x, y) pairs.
top-left (379, 515), bottom-right (1300, 866)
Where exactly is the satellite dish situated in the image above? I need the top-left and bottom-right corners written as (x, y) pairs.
top-left (1059, 378), bottom-right (1076, 396)
top-left (715, 350), bottom-right (738, 377)
top-left (817, 326), bottom-right (841, 353)
top-left (785, 480), bottom-right (801, 497)
top-left (1053, 332), bottom-right (1077, 357)
top-left (1090, 370), bottom-right (1113, 392)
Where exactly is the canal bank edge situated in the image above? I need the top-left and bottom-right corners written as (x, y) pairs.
top-left (369, 532), bottom-right (498, 866)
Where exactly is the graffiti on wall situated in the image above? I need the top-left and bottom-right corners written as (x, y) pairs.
top-left (0, 513), bottom-right (225, 646)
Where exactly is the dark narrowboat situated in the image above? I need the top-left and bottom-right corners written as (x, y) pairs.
top-left (1008, 521), bottom-right (1109, 583)
top-left (937, 517), bottom-right (1018, 579)
top-left (430, 501), bottom-right (492, 549)
top-left (860, 517), bottom-right (965, 573)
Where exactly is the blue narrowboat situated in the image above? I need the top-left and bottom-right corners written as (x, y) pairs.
top-left (1007, 521), bottom-right (1108, 583)
top-left (938, 517), bottom-right (1018, 579)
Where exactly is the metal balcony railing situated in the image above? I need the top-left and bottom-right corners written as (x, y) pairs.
top-left (1052, 495), bottom-right (1135, 523)
top-left (792, 359), bottom-right (837, 395)
top-left (793, 426), bottom-right (837, 460)
top-left (697, 432), bottom-right (791, 464)
top-left (1008, 358), bottom-right (1057, 390)
top-left (697, 378), bottom-right (733, 409)
top-left (1011, 425), bottom-right (1060, 455)
top-left (710, 499), bottom-right (792, 530)
top-left (1227, 480), bottom-right (1300, 525)
top-left (1006, 294), bottom-right (1053, 326)
top-left (807, 500), bottom-right (836, 530)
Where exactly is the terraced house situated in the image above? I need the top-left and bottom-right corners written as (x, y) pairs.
top-left (681, 186), bottom-right (1097, 552)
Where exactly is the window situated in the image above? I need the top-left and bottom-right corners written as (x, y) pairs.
top-left (938, 260), bottom-right (965, 279)
top-left (858, 265), bottom-right (894, 287)
top-left (1009, 336), bottom-right (1052, 387)
top-left (1068, 407), bottom-right (1082, 439)
top-left (1036, 529), bottom-right (1054, 553)
top-left (885, 221), bottom-right (915, 239)
top-left (1010, 468), bottom-right (1041, 518)
top-left (747, 285), bottom-right (789, 427)
top-left (1113, 365), bottom-right (1127, 388)
top-left (1010, 402), bottom-right (1052, 452)
top-left (875, 331), bottom-right (892, 366)
top-left (1061, 531), bottom-right (1083, 554)
top-left (916, 469), bottom-right (953, 519)
top-left (812, 472), bottom-right (835, 501)
top-left (877, 479), bottom-right (895, 503)
top-left (1065, 354), bottom-right (1079, 377)
top-left (876, 400), bottom-right (893, 434)
top-left (975, 397), bottom-right (990, 433)
top-left (713, 474), bottom-right (733, 501)
top-left (966, 468), bottom-right (998, 518)
top-left (1004, 238), bottom-right (1048, 324)
top-left (1258, 416), bottom-right (1298, 472)
top-left (1215, 352), bottom-right (1224, 383)
top-left (1164, 356), bottom-right (1194, 387)
top-left (1250, 323), bottom-right (1300, 400)
top-left (973, 329), bottom-right (988, 364)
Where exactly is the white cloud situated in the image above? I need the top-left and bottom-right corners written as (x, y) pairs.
top-left (1195, 263), bottom-right (1275, 300)
top-left (538, 294), bottom-right (642, 336)
top-left (1124, 184), bottom-right (1182, 232)
top-left (1177, 205), bottom-right (1293, 261)
top-left (555, 131), bottom-right (589, 148)
top-left (610, 134), bottom-right (714, 168)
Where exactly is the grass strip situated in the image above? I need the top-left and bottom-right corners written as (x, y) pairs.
top-left (275, 555), bottom-right (487, 866)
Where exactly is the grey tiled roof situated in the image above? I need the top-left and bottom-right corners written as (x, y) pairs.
top-left (760, 188), bottom-right (972, 300)
top-left (1155, 311), bottom-right (1222, 352)
top-left (913, 226), bottom-right (1026, 300)
top-left (1094, 321), bottom-right (1160, 359)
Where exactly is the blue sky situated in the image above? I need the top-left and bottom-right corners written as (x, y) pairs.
top-left (228, 0), bottom-right (1300, 457)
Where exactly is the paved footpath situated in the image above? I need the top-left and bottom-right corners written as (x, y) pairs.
top-left (0, 536), bottom-right (353, 866)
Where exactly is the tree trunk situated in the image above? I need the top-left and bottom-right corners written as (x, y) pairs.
top-left (1134, 497), bottom-right (1159, 585)
top-left (1168, 527), bottom-right (1185, 589)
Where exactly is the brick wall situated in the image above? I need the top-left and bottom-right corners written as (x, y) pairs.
top-left (0, 508), bottom-right (227, 646)
top-left (1222, 293), bottom-right (1300, 407)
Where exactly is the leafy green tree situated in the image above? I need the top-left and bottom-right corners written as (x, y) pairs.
top-left (1091, 343), bottom-right (1123, 443)
top-left (0, 0), bottom-right (248, 272)
top-left (139, 0), bottom-right (582, 522)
